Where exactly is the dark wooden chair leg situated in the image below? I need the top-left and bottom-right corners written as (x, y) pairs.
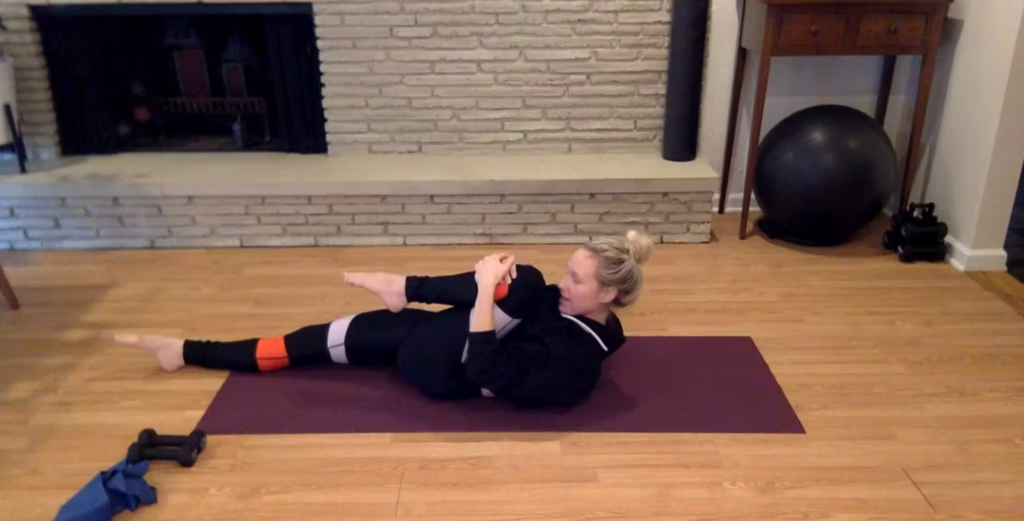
top-left (875, 56), bottom-right (897, 125)
top-left (719, 47), bottom-right (748, 215)
top-left (739, 10), bottom-right (778, 240)
top-left (0, 261), bottom-right (19, 311)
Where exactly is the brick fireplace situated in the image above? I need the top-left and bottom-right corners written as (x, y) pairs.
top-left (0, 0), bottom-right (717, 250)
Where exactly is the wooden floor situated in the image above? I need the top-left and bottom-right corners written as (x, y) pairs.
top-left (1, 215), bottom-right (1022, 521)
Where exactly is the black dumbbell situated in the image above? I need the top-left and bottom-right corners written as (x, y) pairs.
top-left (882, 230), bottom-right (902, 251)
top-left (898, 243), bottom-right (947, 263)
top-left (900, 221), bottom-right (948, 243)
top-left (137, 428), bottom-right (207, 454)
top-left (127, 441), bottom-right (200, 468)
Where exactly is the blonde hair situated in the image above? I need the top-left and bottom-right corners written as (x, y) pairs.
top-left (583, 230), bottom-right (653, 308)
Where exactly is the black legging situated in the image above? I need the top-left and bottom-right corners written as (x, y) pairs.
top-left (182, 266), bottom-right (545, 399)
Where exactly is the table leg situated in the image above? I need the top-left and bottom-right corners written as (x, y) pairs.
top-left (0, 262), bottom-right (20, 311)
top-left (875, 56), bottom-right (897, 125)
top-left (719, 47), bottom-right (748, 215)
top-left (739, 47), bottom-right (774, 239)
top-left (900, 50), bottom-right (939, 211)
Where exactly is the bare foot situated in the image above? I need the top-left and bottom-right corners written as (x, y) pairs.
top-left (115, 333), bottom-right (186, 372)
top-left (343, 272), bottom-right (408, 313)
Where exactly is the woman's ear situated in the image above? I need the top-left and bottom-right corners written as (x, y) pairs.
top-left (598, 285), bottom-right (618, 305)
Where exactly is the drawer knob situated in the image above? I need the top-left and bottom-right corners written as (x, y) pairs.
top-left (888, 25), bottom-right (899, 34)
top-left (810, 25), bottom-right (821, 35)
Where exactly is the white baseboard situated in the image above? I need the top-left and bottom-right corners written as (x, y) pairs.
top-left (945, 236), bottom-right (1008, 272)
top-left (712, 193), bottom-right (760, 214)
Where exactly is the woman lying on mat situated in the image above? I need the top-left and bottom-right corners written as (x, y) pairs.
top-left (117, 231), bottom-right (652, 408)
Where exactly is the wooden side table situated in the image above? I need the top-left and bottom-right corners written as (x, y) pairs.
top-left (720, 0), bottom-right (954, 239)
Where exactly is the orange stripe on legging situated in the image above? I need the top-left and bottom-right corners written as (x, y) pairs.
top-left (256, 337), bottom-right (290, 372)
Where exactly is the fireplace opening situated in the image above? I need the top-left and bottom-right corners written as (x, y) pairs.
top-left (32, 3), bottom-right (326, 155)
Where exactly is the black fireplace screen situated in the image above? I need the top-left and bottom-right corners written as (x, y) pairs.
top-left (33, 3), bottom-right (326, 155)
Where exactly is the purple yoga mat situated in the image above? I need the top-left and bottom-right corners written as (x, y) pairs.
top-left (196, 337), bottom-right (804, 434)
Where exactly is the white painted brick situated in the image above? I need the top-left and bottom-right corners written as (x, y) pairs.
top-left (554, 213), bottom-right (600, 223)
top-left (286, 225), bottom-right (339, 235)
top-left (416, 14), bottom-right (495, 25)
top-left (317, 39), bottom-right (355, 50)
top-left (478, 98), bottom-right (523, 108)
top-left (391, 223), bottom-right (523, 235)
top-left (247, 205), bottom-right (331, 215)
top-left (318, 236), bottom-right (406, 247)
top-left (482, 37), bottom-right (617, 49)
top-left (340, 225), bottom-right (387, 235)
top-left (323, 64), bottom-right (378, 76)
top-left (570, 143), bottom-right (659, 153)
top-left (666, 193), bottom-right (707, 203)
top-left (475, 1), bottom-right (521, 14)
top-left (15, 207), bottom-right (86, 217)
top-left (405, 204), bottom-right (450, 214)
top-left (498, 13), bottom-right (545, 24)
top-left (381, 86), bottom-right (433, 98)
top-left (437, 25), bottom-right (571, 37)
top-left (367, 98), bottom-right (412, 108)
top-left (411, 98), bottom-right (478, 109)
top-left (461, 109), bottom-right (542, 120)
top-left (619, 38), bottom-right (669, 49)
top-left (64, 197), bottom-right (114, 206)
top-left (615, 108), bottom-right (664, 118)
top-left (594, 194), bottom-right (665, 203)
top-left (327, 122), bottom-right (371, 133)
top-left (320, 50), bottom-right (389, 63)
top-left (404, 2), bottom-right (472, 13)
top-left (314, 196), bottom-right (384, 204)
top-left (259, 215), bottom-right (309, 225)
top-left (370, 121), bottom-right (436, 132)
top-left (385, 196), bottom-right (431, 204)
top-left (636, 118), bottom-right (663, 130)
top-left (504, 195), bottom-right (593, 204)
top-left (373, 143), bottom-right (422, 154)
top-left (523, 50), bottom-right (590, 61)
top-left (410, 38), bottom-right (481, 49)
top-left (0, 230), bottom-right (25, 241)
top-left (100, 227), bottom-right (170, 238)
top-left (58, 217), bottom-right (120, 228)
top-left (328, 144), bottom-right (370, 154)
top-left (568, 85), bottom-right (638, 96)
top-left (504, 143), bottom-right (570, 154)
top-left (123, 216), bottom-right (192, 227)
top-left (618, 12), bottom-right (671, 23)
top-left (434, 195), bottom-right (501, 203)
top-left (643, 25), bottom-right (670, 36)
top-left (404, 235), bottom-right (491, 245)
top-left (243, 236), bottom-right (317, 248)
top-left (602, 214), bottom-right (665, 224)
top-left (495, 235), bottom-right (590, 245)
top-left (437, 121), bottom-right (502, 132)
top-left (638, 85), bottom-right (666, 96)
top-left (394, 133), bottom-right (460, 143)
top-left (214, 226), bottom-right (283, 236)
top-left (389, 49), bottom-right (519, 61)
top-left (662, 233), bottom-right (710, 244)
top-left (163, 205), bottom-right (247, 216)
top-left (481, 62), bottom-right (548, 73)
top-left (405, 74), bottom-right (494, 86)
top-left (264, 197), bottom-right (312, 205)
top-left (485, 213), bottom-right (551, 224)
top-left (528, 131), bottom-right (656, 142)
top-left (521, 203), bottom-right (572, 212)
top-left (155, 238), bottom-right (242, 249)
top-left (462, 132), bottom-right (523, 143)
top-left (592, 1), bottom-right (663, 11)
top-left (434, 63), bottom-right (480, 73)
top-left (308, 215), bottom-right (357, 225)
top-left (24, 238), bottom-right (152, 250)
top-left (549, 61), bottom-right (666, 73)
top-left (596, 49), bottom-right (641, 61)
top-left (332, 204), bottom-right (403, 214)
top-left (317, 3), bottom-right (402, 14)
top-left (87, 206), bottom-right (161, 217)
top-left (373, 62), bottom-right (432, 74)
top-left (329, 109), bottom-right (454, 121)
top-left (642, 49), bottom-right (669, 60)
top-left (170, 227), bottom-right (212, 237)
top-left (546, 13), bottom-right (615, 23)
top-left (528, 224), bottom-right (578, 234)
top-left (574, 203), bottom-right (652, 213)
top-left (28, 228), bottom-right (97, 239)
top-left (690, 201), bottom-right (713, 212)
top-left (194, 215), bottom-right (259, 225)
top-left (504, 120), bottom-right (566, 131)
top-left (344, 15), bottom-right (415, 26)
top-left (421, 144), bottom-right (505, 154)
top-left (523, 2), bottom-right (589, 12)
top-left (326, 72), bottom-right (403, 83)
top-left (354, 214), bottom-right (425, 224)
top-left (0, 217), bottom-right (56, 229)
top-left (578, 223), bottom-right (645, 234)
top-left (526, 97), bottom-right (659, 108)
top-left (324, 97), bottom-right (368, 108)
top-left (425, 214), bottom-right (484, 224)
top-left (570, 120), bottom-right (636, 130)
top-left (315, 14), bottom-right (342, 26)
top-left (690, 223), bottom-right (712, 234)
top-left (394, 28), bottom-right (437, 40)
top-left (450, 203), bottom-right (519, 213)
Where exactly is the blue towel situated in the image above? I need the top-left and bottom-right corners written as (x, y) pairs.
top-left (54, 459), bottom-right (158, 521)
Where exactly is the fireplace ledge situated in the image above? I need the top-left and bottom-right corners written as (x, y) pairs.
top-left (0, 153), bottom-right (717, 198)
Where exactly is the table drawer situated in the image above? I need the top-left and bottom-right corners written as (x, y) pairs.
top-left (856, 13), bottom-right (928, 47)
top-left (778, 12), bottom-right (848, 49)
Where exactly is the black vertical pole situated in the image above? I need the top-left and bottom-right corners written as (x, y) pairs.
top-left (662, 0), bottom-right (711, 162)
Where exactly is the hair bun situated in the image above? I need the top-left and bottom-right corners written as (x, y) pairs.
top-left (625, 230), bottom-right (653, 266)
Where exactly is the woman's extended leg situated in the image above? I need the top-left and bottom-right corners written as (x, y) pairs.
top-left (116, 309), bottom-right (435, 373)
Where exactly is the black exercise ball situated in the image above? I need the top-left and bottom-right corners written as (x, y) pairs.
top-left (753, 104), bottom-right (897, 246)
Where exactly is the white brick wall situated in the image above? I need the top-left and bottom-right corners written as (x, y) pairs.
top-left (0, 192), bottom-right (712, 250)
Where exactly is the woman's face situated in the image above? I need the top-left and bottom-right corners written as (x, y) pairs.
top-left (557, 248), bottom-right (616, 316)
